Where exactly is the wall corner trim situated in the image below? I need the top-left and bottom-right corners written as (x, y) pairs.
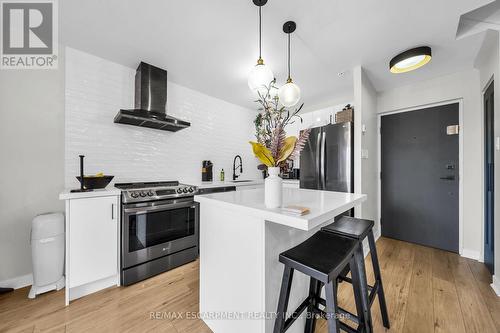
top-left (461, 248), bottom-right (481, 261)
top-left (491, 275), bottom-right (500, 296)
top-left (0, 273), bottom-right (33, 290)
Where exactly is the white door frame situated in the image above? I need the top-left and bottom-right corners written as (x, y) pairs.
top-left (377, 99), bottom-right (464, 255)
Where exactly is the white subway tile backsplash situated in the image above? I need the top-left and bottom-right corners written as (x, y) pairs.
top-left (65, 47), bottom-right (261, 187)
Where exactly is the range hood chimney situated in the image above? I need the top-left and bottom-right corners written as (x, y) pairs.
top-left (114, 62), bottom-right (190, 132)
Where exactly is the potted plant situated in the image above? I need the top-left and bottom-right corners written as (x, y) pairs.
top-left (249, 80), bottom-right (310, 208)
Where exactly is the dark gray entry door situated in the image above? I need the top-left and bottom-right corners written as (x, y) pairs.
top-left (381, 103), bottom-right (459, 252)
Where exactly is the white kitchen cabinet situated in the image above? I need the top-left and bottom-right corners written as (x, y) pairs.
top-left (283, 180), bottom-right (300, 189)
top-left (60, 189), bottom-right (121, 305)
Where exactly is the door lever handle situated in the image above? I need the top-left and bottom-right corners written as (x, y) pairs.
top-left (440, 176), bottom-right (455, 181)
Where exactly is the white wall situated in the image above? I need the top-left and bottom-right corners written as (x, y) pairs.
top-left (474, 30), bottom-right (500, 283)
top-left (65, 47), bottom-right (260, 188)
top-left (0, 50), bottom-right (65, 285)
top-left (377, 69), bottom-right (482, 258)
top-left (353, 67), bottom-right (379, 232)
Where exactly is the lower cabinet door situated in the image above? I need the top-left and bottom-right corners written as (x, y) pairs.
top-left (69, 196), bottom-right (118, 288)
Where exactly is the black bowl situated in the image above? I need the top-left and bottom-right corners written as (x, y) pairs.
top-left (76, 175), bottom-right (114, 190)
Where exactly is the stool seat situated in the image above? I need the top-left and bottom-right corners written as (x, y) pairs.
top-left (322, 216), bottom-right (374, 240)
top-left (279, 231), bottom-right (358, 283)
top-left (275, 231), bottom-right (372, 333)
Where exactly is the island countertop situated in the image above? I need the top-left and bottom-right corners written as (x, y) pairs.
top-left (194, 187), bottom-right (366, 231)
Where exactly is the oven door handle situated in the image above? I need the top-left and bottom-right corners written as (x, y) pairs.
top-left (123, 202), bottom-right (197, 214)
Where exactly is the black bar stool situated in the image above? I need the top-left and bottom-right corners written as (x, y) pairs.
top-left (273, 231), bottom-right (373, 333)
top-left (322, 216), bottom-right (390, 329)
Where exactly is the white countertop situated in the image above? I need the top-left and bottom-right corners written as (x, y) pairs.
top-left (59, 187), bottom-right (121, 200)
top-left (184, 179), bottom-right (264, 189)
top-left (194, 187), bottom-right (366, 231)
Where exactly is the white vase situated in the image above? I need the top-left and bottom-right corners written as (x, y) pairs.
top-left (265, 167), bottom-right (283, 208)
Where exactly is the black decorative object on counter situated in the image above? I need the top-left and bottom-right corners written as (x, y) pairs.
top-left (76, 175), bottom-right (114, 190)
top-left (71, 155), bottom-right (113, 192)
top-left (71, 155), bottom-right (92, 193)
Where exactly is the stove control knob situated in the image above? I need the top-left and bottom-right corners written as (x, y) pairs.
top-left (177, 188), bottom-right (183, 194)
top-left (188, 187), bottom-right (194, 193)
top-left (139, 191), bottom-right (147, 197)
top-left (130, 192), bottom-right (139, 198)
top-left (147, 191), bottom-right (154, 196)
top-left (182, 188), bottom-right (188, 193)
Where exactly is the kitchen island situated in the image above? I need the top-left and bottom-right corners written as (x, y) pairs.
top-left (194, 187), bottom-right (366, 333)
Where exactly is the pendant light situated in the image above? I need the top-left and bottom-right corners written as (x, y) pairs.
top-left (278, 21), bottom-right (301, 107)
top-left (248, 0), bottom-right (274, 95)
top-left (390, 46), bottom-right (432, 73)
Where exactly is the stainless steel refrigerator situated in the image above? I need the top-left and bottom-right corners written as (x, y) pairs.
top-left (299, 122), bottom-right (353, 192)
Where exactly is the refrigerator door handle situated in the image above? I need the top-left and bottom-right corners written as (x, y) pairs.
top-left (316, 130), bottom-right (322, 189)
top-left (320, 130), bottom-right (326, 189)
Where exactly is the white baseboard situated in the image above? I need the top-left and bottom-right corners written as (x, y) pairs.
top-left (68, 274), bottom-right (119, 303)
top-left (461, 248), bottom-right (480, 261)
top-left (0, 273), bottom-right (33, 289)
top-left (491, 275), bottom-right (500, 296)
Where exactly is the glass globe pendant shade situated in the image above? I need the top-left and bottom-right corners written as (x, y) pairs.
top-left (278, 80), bottom-right (301, 107)
top-left (248, 60), bottom-right (274, 95)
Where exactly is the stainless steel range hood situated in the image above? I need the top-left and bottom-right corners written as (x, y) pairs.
top-left (114, 62), bottom-right (190, 132)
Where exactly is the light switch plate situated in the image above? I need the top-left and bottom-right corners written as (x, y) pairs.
top-left (496, 137), bottom-right (500, 151)
top-left (361, 149), bottom-right (369, 159)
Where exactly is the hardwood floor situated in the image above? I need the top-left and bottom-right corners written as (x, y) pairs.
top-left (1, 237), bottom-right (499, 333)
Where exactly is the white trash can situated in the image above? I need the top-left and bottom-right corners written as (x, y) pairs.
top-left (29, 212), bottom-right (65, 299)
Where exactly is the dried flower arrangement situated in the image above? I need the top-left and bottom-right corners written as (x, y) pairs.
top-left (249, 79), bottom-right (311, 170)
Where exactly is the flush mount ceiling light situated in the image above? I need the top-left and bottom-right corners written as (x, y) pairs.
top-left (278, 21), bottom-right (301, 107)
top-left (248, 0), bottom-right (274, 95)
top-left (389, 46), bottom-right (432, 74)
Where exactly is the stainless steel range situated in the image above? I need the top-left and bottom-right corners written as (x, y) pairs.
top-left (115, 181), bottom-right (199, 285)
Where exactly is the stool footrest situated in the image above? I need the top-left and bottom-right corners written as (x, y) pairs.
top-left (283, 296), bottom-right (312, 332)
top-left (285, 294), bottom-right (364, 332)
top-left (315, 296), bottom-right (360, 325)
top-left (369, 280), bottom-right (381, 307)
top-left (311, 306), bottom-right (359, 333)
top-left (339, 276), bottom-right (373, 292)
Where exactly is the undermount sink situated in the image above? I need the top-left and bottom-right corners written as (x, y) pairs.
top-left (229, 180), bottom-right (253, 183)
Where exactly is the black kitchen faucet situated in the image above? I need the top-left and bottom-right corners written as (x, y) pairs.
top-left (233, 155), bottom-right (243, 180)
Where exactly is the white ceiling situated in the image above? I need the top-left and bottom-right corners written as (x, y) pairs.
top-left (457, 1), bottom-right (500, 39)
top-left (60, 0), bottom-right (494, 111)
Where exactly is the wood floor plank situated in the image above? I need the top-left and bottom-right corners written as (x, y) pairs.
top-left (1, 238), bottom-right (499, 333)
top-left (373, 238), bottom-right (414, 333)
top-left (447, 253), bottom-right (497, 333)
top-left (402, 245), bottom-right (434, 333)
top-left (431, 248), bottom-right (467, 333)
top-left (467, 259), bottom-right (500, 331)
